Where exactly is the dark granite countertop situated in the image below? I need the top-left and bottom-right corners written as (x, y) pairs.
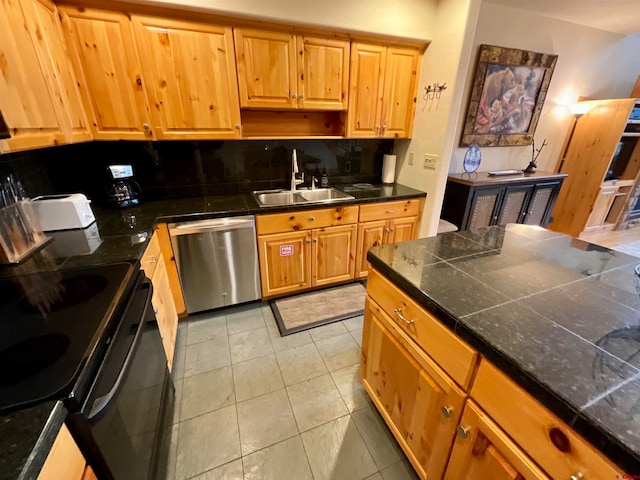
top-left (367, 224), bottom-right (640, 473)
top-left (0, 182), bottom-right (425, 477)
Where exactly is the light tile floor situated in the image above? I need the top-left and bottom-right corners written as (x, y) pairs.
top-left (166, 302), bottom-right (419, 480)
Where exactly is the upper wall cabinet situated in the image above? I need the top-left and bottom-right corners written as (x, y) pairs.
top-left (347, 43), bottom-right (419, 138)
top-left (0, 0), bottom-right (64, 152)
top-left (59, 6), bottom-right (153, 140)
top-left (131, 16), bottom-right (242, 139)
top-left (234, 28), bottom-right (350, 111)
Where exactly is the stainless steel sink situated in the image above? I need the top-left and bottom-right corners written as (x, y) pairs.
top-left (252, 188), bottom-right (354, 207)
top-left (297, 188), bottom-right (353, 202)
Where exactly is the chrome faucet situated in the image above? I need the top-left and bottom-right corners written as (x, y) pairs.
top-left (290, 148), bottom-right (304, 191)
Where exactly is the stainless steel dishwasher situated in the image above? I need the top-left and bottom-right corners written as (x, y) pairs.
top-left (168, 216), bottom-right (261, 313)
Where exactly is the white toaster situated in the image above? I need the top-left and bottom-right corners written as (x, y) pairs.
top-left (31, 193), bottom-right (96, 231)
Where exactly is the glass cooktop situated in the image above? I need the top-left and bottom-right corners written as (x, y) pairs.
top-left (0, 263), bottom-right (133, 415)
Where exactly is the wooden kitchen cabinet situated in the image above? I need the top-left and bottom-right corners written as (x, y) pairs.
top-left (256, 205), bottom-right (358, 297)
top-left (59, 6), bottom-right (153, 140)
top-left (441, 172), bottom-right (566, 231)
top-left (37, 424), bottom-right (93, 480)
top-left (131, 16), bottom-right (242, 139)
top-left (355, 199), bottom-right (422, 278)
top-left (347, 43), bottom-right (420, 138)
top-left (0, 0), bottom-right (65, 152)
top-left (361, 298), bottom-right (466, 479)
top-left (444, 401), bottom-right (550, 480)
top-left (257, 230), bottom-right (312, 297)
top-left (141, 232), bottom-right (178, 370)
top-left (234, 28), bottom-right (350, 111)
top-left (19, 0), bottom-right (92, 145)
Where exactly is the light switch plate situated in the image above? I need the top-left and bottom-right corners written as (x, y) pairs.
top-left (408, 151), bottom-right (415, 166)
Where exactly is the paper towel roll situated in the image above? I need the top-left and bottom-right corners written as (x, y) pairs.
top-left (382, 154), bottom-right (397, 184)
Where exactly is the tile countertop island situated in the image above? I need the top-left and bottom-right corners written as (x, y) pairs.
top-left (367, 224), bottom-right (640, 473)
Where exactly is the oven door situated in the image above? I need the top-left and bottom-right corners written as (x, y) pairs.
top-left (68, 272), bottom-right (174, 480)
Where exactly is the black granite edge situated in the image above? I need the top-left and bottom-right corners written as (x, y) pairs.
top-left (367, 256), bottom-right (640, 474)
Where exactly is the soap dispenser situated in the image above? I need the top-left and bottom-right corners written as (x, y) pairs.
top-left (320, 168), bottom-right (329, 188)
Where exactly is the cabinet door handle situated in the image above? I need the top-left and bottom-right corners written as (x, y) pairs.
top-left (235, 124), bottom-right (241, 130)
top-left (143, 123), bottom-right (150, 130)
top-left (457, 425), bottom-right (471, 439)
top-left (393, 308), bottom-right (414, 325)
top-left (376, 125), bottom-right (381, 135)
top-left (441, 406), bottom-right (454, 418)
top-left (309, 216), bottom-right (315, 221)
top-left (386, 209), bottom-right (396, 213)
top-left (306, 239), bottom-right (311, 244)
top-left (389, 228), bottom-right (395, 232)
top-left (381, 123), bottom-right (387, 135)
top-left (570, 474), bottom-right (584, 480)
top-left (143, 255), bottom-right (158, 264)
top-left (299, 93), bottom-right (304, 99)
top-left (313, 238), bottom-right (318, 243)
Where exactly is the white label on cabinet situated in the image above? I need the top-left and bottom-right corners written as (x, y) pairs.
top-left (280, 245), bottom-right (294, 256)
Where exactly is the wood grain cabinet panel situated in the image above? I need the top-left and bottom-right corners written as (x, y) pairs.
top-left (132, 16), bottom-right (241, 139)
top-left (347, 43), bottom-right (419, 138)
top-left (59, 6), bottom-right (153, 140)
top-left (361, 299), bottom-right (465, 479)
top-left (234, 28), bottom-right (349, 111)
top-left (37, 424), bottom-right (86, 480)
top-left (355, 220), bottom-right (386, 278)
top-left (444, 401), bottom-right (551, 480)
top-left (258, 230), bottom-right (312, 297)
top-left (151, 254), bottom-right (178, 370)
top-left (234, 28), bottom-right (297, 110)
top-left (312, 224), bottom-right (356, 286)
top-left (20, 0), bottom-right (92, 145)
top-left (0, 0), bottom-right (64, 152)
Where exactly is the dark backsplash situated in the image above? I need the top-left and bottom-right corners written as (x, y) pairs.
top-left (0, 139), bottom-right (393, 204)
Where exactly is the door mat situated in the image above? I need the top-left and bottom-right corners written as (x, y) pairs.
top-left (270, 283), bottom-right (366, 336)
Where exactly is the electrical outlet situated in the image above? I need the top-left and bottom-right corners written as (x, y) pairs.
top-left (408, 151), bottom-right (415, 166)
top-left (423, 153), bottom-right (438, 169)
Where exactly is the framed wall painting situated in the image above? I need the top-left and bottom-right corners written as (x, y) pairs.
top-left (460, 44), bottom-right (558, 147)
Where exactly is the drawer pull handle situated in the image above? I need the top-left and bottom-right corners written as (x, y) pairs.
top-left (386, 209), bottom-right (396, 213)
top-left (306, 239), bottom-right (311, 244)
top-left (309, 216), bottom-right (315, 221)
top-left (393, 308), bottom-right (414, 325)
top-left (457, 425), bottom-right (470, 439)
top-left (441, 406), bottom-right (453, 418)
top-left (570, 474), bottom-right (584, 480)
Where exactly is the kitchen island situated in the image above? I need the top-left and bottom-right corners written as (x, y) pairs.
top-left (364, 224), bottom-right (640, 478)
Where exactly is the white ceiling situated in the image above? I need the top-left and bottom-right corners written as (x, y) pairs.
top-left (486, 0), bottom-right (640, 36)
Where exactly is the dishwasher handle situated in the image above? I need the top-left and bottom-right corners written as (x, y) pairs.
top-left (169, 216), bottom-right (255, 236)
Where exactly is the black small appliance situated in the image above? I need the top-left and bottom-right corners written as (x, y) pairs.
top-left (105, 164), bottom-right (142, 208)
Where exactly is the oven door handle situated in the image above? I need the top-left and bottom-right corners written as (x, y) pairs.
top-left (88, 281), bottom-right (153, 420)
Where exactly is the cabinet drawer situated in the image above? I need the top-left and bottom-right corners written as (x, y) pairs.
top-left (367, 268), bottom-right (478, 389)
top-left (359, 199), bottom-right (421, 222)
top-left (472, 360), bottom-right (624, 479)
top-left (140, 233), bottom-right (161, 279)
top-left (256, 205), bottom-right (358, 235)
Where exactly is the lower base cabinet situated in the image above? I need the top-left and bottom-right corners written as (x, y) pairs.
top-left (444, 401), bottom-right (550, 480)
top-left (361, 298), bottom-right (465, 479)
top-left (37, 424), bottom-right (96, 480)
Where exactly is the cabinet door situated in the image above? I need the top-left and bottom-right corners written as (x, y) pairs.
top-left (585, 185), bottom-right (618, 229)
top-left (355, 220), bottom-right (386, 278)
top-left (20, 0), bottom-right (92, 144)
top-left (467, 187), bottom-right (503, 230)
top-left (387, 216), bottom-right (418, 244)
top-left (258, 231), bottom-right (312, 297)
top-left (152, 255), bottom-right (178, 370)
top-left (380, 47), bottom-right (419, 139)
top-left (312, 224), bottom-right (356, 286)
top-left (444, 401), bottom-right (550, 480)
top-left (523, 182), bottom-right (561, 226)
top-left (132, 16), bottom-right (241, 139)
top-left (234, 28), bottom-right (297, 109)
top-left (361, 300), bottom-right (464, 479)
top-left (298, 36), bottom-right (350, 111)
top-left (346, 43), bottom-right (386, 138)
top-left (496, 185), bottom-right (532, 225)
top-left (0, 0), bottom-right (63, 152)
top-left (60, 7), bottom-right (153, 140)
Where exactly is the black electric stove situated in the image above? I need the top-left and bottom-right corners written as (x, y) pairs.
top-left (0, 262), bottom-right (135, 415)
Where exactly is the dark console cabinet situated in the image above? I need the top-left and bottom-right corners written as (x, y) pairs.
top-left (442, 171), bottom-right (567, 231)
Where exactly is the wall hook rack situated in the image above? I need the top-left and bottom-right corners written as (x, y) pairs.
top-left (423, 82), bottom-right (447, 100)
